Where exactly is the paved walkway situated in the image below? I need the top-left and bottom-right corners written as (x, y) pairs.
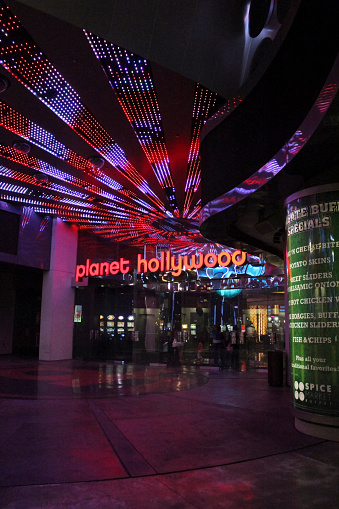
top-left (0, 357), bottom-right (338, 508)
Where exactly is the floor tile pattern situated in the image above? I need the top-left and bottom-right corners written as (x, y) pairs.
top-left (0, 357), bottom-right (338, 508)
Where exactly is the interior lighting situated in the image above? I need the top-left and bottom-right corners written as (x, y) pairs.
top-left (0, 182), bottom-right (28, 193)
top-left (85, 32), bottom-right (179, 214)
top-left (0, 101), bottom-right (149, 203)
top-left (0, 2), bottom-right (254, 252)
top-left (0, 145), bottom-right (162, 223)
top-left (0, 2), bottom-right (164, 211)
top-left (183, 84), bottom-right (218, 216)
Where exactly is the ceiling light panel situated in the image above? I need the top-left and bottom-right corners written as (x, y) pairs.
top-left (0, 101), bottom-right (161, 213)
top-left (0, 142), bottom-right (161, 218)
top-left (0, 1), bottom-right (164, 211)
top-left (0, 1), bottom-right (218, 251)
top-left (183, 84), bottom-right (218, 217)
top-left (0, 164), bottom-right (88, 199)
top-left (0, 145), bottom-right (161, 224)
top-left (85, 33), bottom-right (179, 215)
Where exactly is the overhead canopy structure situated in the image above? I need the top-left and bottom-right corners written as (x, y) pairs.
top-left (0, 0), bottom-right (337, 263)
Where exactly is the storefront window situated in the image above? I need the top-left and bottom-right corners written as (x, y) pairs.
top-left (73, 276), bottom-right (285, 369)
top-left (74, 233), bottom-right (285, 367)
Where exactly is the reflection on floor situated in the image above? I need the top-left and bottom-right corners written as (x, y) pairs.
top-left (0, 360), bottom-right (207, 399)
top-left (0, 357), bottom-right (338, 508)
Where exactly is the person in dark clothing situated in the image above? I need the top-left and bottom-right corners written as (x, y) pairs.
top-left (172, 324), bottom-right (184, 364)
top-left (224, 327), bottom-right (232, 369)
top-left (212, 325), bottom-right (225, 368)
top-left (230, 326), bottom-right (240, 371)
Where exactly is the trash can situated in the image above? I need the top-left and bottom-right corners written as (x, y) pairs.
top-left (268, 350), bottom-right (284, 386)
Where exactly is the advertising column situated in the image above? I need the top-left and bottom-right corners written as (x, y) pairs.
top-left (285, 184), bottom-right (338, 441)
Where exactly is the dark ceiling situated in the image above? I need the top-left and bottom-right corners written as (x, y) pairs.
top-left (0, 0), bottom-right (337, 264)
top-left (199, 0), bottom-right (339, 266)
top-left (15, 0), bottom-right (297, 99)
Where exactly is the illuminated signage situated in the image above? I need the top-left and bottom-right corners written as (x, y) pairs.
top-left (286, 185), bottom-right (339, 418)
top-left (75, 249), bottom-right (247, 282)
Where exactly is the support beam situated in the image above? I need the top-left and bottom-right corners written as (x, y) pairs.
top-left (39, 218), bottom-right (78, 361)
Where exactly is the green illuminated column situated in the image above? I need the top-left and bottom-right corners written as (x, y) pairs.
top-left (285, 184), bottom-right (339, 441)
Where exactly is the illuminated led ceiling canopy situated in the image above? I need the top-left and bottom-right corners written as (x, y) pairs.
top-left (85, 34), bottom-right (219, 218)
top-left (0, 1), bottom-right (220, 251)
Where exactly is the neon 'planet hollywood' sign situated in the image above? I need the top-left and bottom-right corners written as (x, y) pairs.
top-left (75, 249), bottom-right (247, 282)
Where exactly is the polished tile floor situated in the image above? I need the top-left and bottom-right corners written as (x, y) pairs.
top-left (0, 357), bottom-right (338, 508)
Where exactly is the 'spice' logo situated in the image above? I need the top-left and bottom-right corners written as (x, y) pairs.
top-left (294, 381), bottom-right (305, 401)
top-left (294, 380), bottom-right (332, 403)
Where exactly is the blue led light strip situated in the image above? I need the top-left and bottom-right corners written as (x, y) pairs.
top-left (0, 145), bottom-right (163, 220)
top-left (0, 101), bottom-right (159, 211)
top-left (0, 101), bottom-right (160, 214)
top-left (0, 164), bottom-right (89, 199)
top-left (0, 182), bottom-right (28, 193)
top-left (0, 152), bottom-right (204, 246)
top-left (0, 190), bottom-right (152, 228)
top-left (187, 200), bottom-right (201, 220)
top-left (183, 84), bottom-right (218, 217)
top-left (0, 2), bottom-right (165, 211)
top-left (85, 33), bottom-right (179, 215)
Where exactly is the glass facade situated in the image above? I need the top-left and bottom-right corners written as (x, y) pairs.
top-left (73, 233), bottom-right (285, 368)
top-left (73, 274), bottom-right (285, 369)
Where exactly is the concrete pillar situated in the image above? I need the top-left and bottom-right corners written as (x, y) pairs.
top-left (39, 219), bottom-right (78, 361)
